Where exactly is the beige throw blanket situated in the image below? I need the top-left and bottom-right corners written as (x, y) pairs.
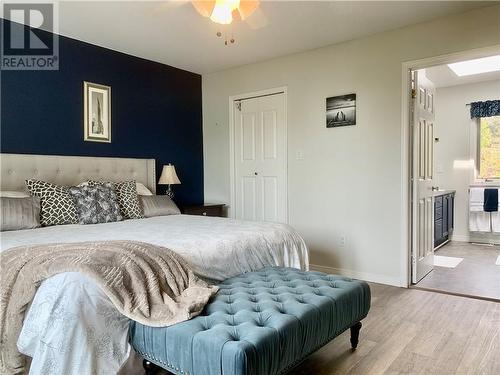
top-left (0, 240), bottom-right (219, 374)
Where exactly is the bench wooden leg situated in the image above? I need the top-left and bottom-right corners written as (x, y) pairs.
top-left (350, 321), bottom-right (362, 350)
top-left (143, 359), bottom-right (162, 375)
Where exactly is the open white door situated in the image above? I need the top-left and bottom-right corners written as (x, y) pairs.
top-left (411, 70), bottom-right (436, 283)
top-left (233, 93), bottom-right (287, 223)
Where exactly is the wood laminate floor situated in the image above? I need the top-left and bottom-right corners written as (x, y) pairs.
top-left (416, 241), bottom-right (500, 301)
top-left (289, 283), bottom-right (500, 375)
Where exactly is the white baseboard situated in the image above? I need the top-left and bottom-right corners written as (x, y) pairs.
top-left (469, 233), bottom-right (500, 245)
top-left (451, 234), bottom-right (470, 242)
top-left (309, 264), bottom-right (403, 287)
top-left (451, 233), bottom-right (500, 245)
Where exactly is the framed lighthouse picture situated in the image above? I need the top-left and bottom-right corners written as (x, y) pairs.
top-left (84, 81), bottom-right (111, 143)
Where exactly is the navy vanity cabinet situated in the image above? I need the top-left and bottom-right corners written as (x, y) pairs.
top-left (434, 196), bottom-right (443, 246)
top-left (434, 192), bottom-right (455, 249)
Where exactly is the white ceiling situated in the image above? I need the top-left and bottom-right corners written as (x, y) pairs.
top-left (425, 63), bottom-right (500, 88)
top-left (12, 1), bottom-right (498, 74)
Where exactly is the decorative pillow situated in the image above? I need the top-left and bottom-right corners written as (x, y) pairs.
top-left (136, 182), bottom-right (153, 196)
top-left (87, 180), bottom-right (143, 219)
top-left (139, 195), bottom-right (180, 218)
top-left (25, 179), bottom-right (78, 226)
top-left (69, 184), bottom-right (123, 224)
top-left (1, 196), bottom-right (41, 231)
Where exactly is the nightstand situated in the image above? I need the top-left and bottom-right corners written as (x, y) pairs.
top-left (181, 203), bottom-right (226, 217)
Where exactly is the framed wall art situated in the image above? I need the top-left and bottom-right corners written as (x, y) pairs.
top-left (84, 81), bottom-right (111, 142)
top-left (326, 93), bottom-right (356, 128)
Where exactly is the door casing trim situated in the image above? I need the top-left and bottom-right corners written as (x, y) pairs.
top-left (228, 86), bottom-right (289, 222)
top-left (400, 44), bottom-right (500, 288)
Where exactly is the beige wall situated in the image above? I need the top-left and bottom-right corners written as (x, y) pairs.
top-left (202, 6), bottom-right (500, 286)
top-left (435, 79), bottom-right (500, 243)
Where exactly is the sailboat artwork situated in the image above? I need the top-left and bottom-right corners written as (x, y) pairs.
top-left (326, 93), bottom-right (356, 128)
top-left (84, 81), bottom-right (111, 142)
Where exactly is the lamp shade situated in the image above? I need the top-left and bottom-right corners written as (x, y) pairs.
top-left (158, 164), bottom-right (181, 185)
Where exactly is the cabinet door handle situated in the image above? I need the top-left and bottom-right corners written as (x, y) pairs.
top-left (254, 172), bottom-right (258, 176)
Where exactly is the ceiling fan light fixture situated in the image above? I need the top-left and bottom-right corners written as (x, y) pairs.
top-left (210, 0), bottom-right (236, 25)
top-left (192, 0), bottom-right (260, 45)
top-left (192, 0), bottom-right (259, 25)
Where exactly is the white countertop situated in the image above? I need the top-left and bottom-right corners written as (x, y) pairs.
top-left (433, 189), bottom-right (456, 197)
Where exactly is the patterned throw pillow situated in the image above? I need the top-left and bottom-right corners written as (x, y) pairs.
top-left (25, 179), bottom-right (78, 226)
top-left (69, 184), bottom-right (123, 224)
top-left (87, 180), bottom-right (143, 219)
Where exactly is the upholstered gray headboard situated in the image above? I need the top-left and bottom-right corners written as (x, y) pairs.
top-left (0, 153), bottom-right (156, 193)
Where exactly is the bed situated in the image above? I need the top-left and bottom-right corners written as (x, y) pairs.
top-left (0, 153), bottom-right (308, 374)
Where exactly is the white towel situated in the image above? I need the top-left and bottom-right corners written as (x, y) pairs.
top-left (492, 212), bottom-right (500, 233)
top-left (469, 187), bottom-right (484, 203)
top-left (469, 211), bottom-right (491, 232)
top-left (469, 203), bottom-right (484, 212)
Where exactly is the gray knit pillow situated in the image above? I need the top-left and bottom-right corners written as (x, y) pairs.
top-left (69, 184), bottom-right (123, 225)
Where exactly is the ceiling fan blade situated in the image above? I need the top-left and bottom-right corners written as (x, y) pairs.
top-left (192, 0), bottom-right (216, 18)
top-left (238, 0), bottom-right (259, 20)
top-left (245, 6), bottom-right (267, 30)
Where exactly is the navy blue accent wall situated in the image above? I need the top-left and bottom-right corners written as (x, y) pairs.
top-left (1, 19), bottom-right (203, 205)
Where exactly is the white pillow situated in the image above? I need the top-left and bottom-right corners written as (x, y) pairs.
top-left (0, 191), bottom-right (30, 198)
top-left (79, 181), bottom-right (152, 195)
top-left (136, 182), bottom-right (153, 196)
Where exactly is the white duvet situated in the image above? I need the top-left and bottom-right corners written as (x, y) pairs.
top-left (0, 215), bottom-right (308, 374)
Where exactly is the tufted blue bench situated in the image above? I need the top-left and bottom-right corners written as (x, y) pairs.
top-left (130, 267), bottom-right (371, 375)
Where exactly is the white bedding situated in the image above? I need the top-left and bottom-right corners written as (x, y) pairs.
top-left (0, 215), bottom-right (308, 374)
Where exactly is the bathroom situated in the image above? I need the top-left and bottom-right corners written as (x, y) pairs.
top-left (413, 56), bottom-right (500, 300)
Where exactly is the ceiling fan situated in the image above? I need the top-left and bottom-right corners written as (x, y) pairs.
top-left (151, 0), bottom-right (265, 46)
top-left (192, 0), bottom-right (260, 25)
top-left (192, 0), bottom-right (261, 45)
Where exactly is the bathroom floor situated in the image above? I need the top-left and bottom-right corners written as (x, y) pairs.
top-left (416, 241), bottom-right (500, 301)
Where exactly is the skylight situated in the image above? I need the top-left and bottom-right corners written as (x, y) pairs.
top-left (448, 55), bottom-right (500, 76)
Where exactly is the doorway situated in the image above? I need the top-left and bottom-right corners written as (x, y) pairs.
top-left (404, 47), bottom-right (500, 300)
top-left (229, 88), bottom-right (288, 223)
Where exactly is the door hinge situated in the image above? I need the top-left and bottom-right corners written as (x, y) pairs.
top-left (235, 101), bottom-right (242, 111)
top-left (411, 89), bottom-right (416, 99)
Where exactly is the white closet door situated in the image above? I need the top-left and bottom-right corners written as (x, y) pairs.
top-left (234, 93), bottom-right (287, 222)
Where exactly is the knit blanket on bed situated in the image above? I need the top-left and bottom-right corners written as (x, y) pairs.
top-left (0, 240), bottom-right (219, 374)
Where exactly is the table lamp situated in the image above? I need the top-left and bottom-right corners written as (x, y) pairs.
top-left (158, 164), bottom-right (181, 199)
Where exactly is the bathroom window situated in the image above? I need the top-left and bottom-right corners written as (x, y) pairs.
top-left (478, 115), bottom-right (500, 179)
